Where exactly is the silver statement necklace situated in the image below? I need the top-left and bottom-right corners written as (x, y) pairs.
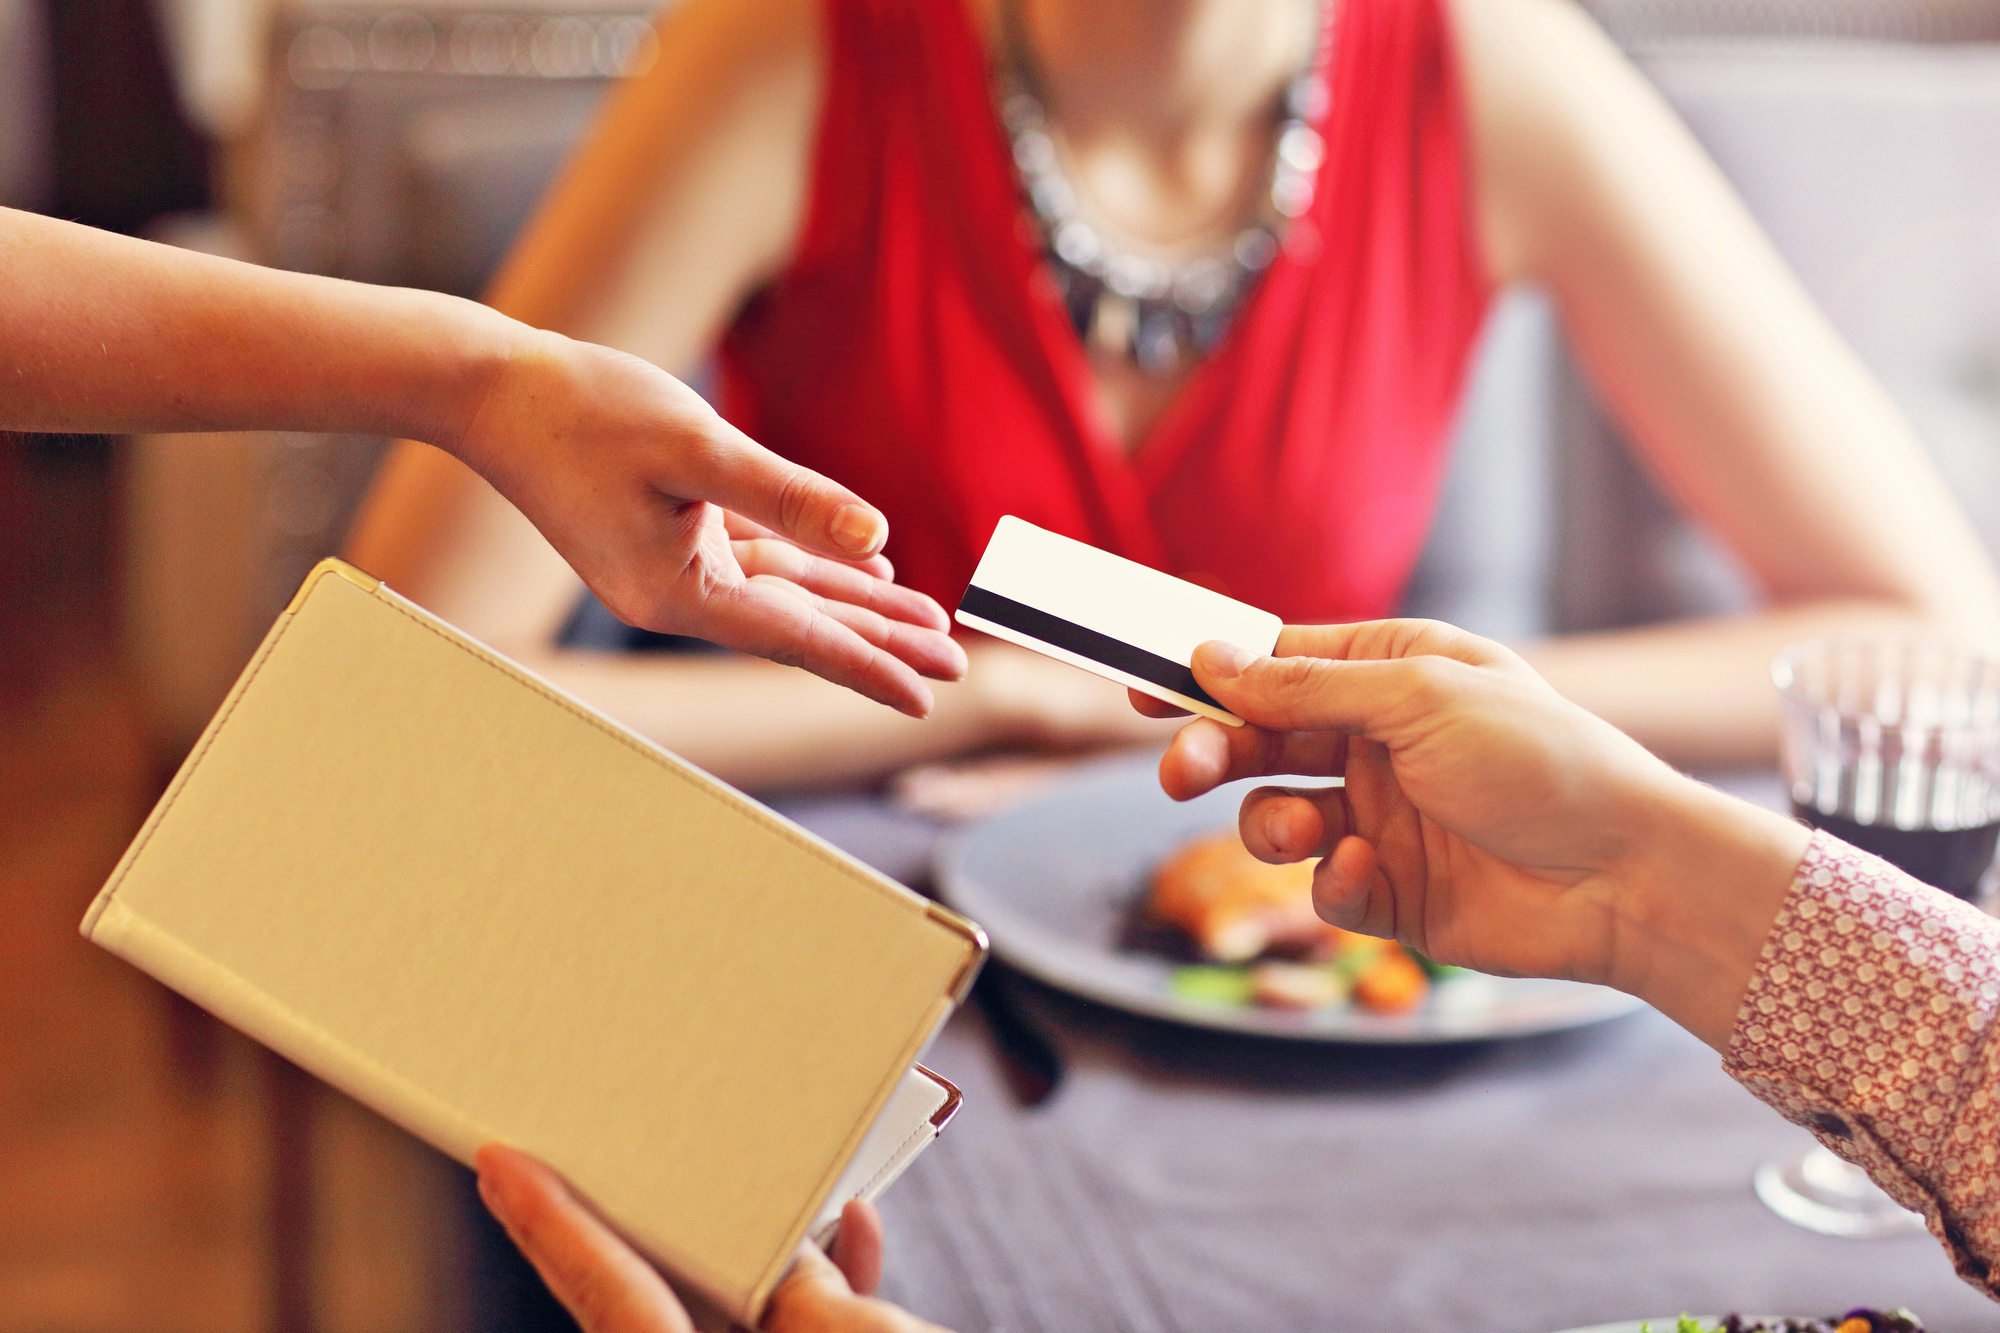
top-left (997, 3), bottom-right (1328, 376)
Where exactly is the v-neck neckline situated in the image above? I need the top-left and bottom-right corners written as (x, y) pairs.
top-left (956, 0), bottom-right (1343, 482)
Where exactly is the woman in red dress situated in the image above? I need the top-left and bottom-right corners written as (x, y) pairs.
top-left (351, 0), bottom-right (2000, 792)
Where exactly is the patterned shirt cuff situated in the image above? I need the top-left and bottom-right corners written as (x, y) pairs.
top-left (1724, 829), bottom-right (2000, 1289)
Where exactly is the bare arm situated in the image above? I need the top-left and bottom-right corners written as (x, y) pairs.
top-left (1162, 624), bottom-right (2000, 1293)
top-left (1454, 0), bottom-right (2000, 767)
top-left (2, 204), bottom-right (962, 713)
top-left (0, 205), bottom-right (507, 442)
top-left (348, 0), bottom-right (1166, 788)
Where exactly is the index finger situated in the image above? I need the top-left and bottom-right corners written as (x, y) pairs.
top-left (726, 512), bottom-right (897, 583)
top-left (474, 1145), bottom-right (692, 1333)
top-left (1192, 645), bottom-right (1493, 739)
top-left (677, 422), bottom-right (889, 561)
top-left (1159, 715), bottom-right (1348, 802)
top-left (827, 1199), bottom-right (884, 1297)
top-left (1271, 619), bottom-right (1519, 669)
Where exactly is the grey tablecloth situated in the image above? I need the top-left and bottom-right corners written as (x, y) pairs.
top-left (767, 779), bottom-right (1999, 1333)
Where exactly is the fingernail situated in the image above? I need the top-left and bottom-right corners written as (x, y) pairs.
top-left (831, 503), bottom-right (886, 555)
top-left (1196, 640), bottom-right (1259, 679)
top-left (1259, 808), bottom-right (1290, 859)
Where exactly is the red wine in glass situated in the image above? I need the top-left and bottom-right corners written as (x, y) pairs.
top-left (1789, 804), bottom-right (2000, 902)
top-left (1761, 636), bottom-right (2000, 1239)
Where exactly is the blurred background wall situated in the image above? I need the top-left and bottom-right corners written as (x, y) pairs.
top-left (8, 3), bottom-right (2000, 1333)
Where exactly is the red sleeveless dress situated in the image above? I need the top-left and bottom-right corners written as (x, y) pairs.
top-left (719, 0), bottom-right (1491, 623)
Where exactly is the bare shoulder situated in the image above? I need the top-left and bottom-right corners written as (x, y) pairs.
top-left (1445, 0), bottom-right (1700, 283)
top-left (616, 0), bottom-right (824, 161)
top-left (487, 0), bottom-right (825, 354)
top-left (1446, 0), bottom-right (1636, 115)
top-left (652, 0), bottom-right (821, 79)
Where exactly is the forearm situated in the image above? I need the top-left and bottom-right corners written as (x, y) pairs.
top-left (0, 208), bottom-right (523, 449)
top-left (515, 651), bottom-right (1008, 791)
top-left (498, 643), bottom-right (1176, 792)
top-left (1720, 833), bottom-right (2000, 1294)
top-left (1604, 772), bottom-right (1808, 1049)
top-left (1521, 598), bottom-right (1940, 769)
top-left (1620, 796), bottom-right (2000, 1291)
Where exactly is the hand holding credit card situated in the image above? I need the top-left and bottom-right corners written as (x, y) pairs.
top-left (954, 517), bottom-right (1282, 727)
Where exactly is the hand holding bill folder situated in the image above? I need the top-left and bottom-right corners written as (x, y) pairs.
top-left (82, 560), bottom-right (984, 1330)
top-left (478, 1147), bottom-right (946, 1333)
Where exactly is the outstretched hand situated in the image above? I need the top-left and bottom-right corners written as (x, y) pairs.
top-left (456, 335), bottom-right (966, 718)
top-left (476, 1145), bottom-right (952, 1333)
top-left (1145, 620), bottom-right (1807, 1047)
top-left (0, 209), bottom-right (961, 715)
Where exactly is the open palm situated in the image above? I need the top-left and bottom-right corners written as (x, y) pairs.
top-left (459, 336), bottom-right (965, 716)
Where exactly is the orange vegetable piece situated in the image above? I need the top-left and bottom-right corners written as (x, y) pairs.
top-left (1353, 945), bottom-right (1429, 1014)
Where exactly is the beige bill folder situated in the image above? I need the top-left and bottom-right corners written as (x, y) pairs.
top-left (81, 559), bottom-right (985, 1327)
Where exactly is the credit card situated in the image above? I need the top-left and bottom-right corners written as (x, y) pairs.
top-left (954, 516), bottom-right (1282, 727)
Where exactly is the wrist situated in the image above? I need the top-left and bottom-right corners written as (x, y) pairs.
top-left (1605, 774), bottom-right (1809, 1050)
top-left (400, 296), bottom-right (544, 463)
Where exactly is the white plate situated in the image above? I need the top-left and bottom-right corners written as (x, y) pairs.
top-left (934, 756), bottom-right (1645, 1044)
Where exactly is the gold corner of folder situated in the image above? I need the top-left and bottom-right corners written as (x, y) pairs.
top-left (282, 558), bottom-right (383, 616)
top-left (924, 901), bottom-right (990, 1005)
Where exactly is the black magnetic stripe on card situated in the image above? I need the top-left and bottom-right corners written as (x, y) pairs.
top-left (957, 585), bottom-right (1224, 711)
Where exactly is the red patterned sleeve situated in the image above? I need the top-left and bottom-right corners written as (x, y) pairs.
top-left (1725, 830), bottom-right (2000, 1292)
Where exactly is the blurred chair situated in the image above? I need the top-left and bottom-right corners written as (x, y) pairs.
top-left (1649, 37), bottom-right (2000, 562)
top-left (0, 0), bottom-right (51, 211)
top-left (239, 3), bottom-right (655, 290)
top-left (1409, 1), bottom-right (2000, 639)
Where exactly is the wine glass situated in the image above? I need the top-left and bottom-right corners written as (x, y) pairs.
top-left (1754, 637), bottom-right (2000, 1238)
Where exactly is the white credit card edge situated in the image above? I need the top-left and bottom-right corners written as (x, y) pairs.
top-left (971, 517), bottom-right (1281, 664)
top-left (954, 610), bottom-right (1245, 727)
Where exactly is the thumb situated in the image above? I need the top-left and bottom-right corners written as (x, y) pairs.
top-left (764, 1244), bottom-right (854, 1332)
top-left (829, 1199), bottom-right (885, 1296)
top-left (765, 1245), bottom-right (947, 1333)
top-left (678, 417), bottom-right (887, 560)
top-left (1191, 640), bottom-right (1430, 737)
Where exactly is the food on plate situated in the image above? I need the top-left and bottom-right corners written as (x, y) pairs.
top-left (1352, 946), bottom-right (1428, 1013)
top-left (1248, 960), bottom-right (1347, 1010)
top-left (1151, 830), bottom-right (1440, 1014)
top-left (1170, 965), bottom-right (1256, 1007)
top-left (1642, 1312), bottom-right (1924, 1333)
top-left (1150, 829), bottom-right (1334, 962)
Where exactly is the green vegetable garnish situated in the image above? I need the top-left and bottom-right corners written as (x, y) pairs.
top-left (1169, 966), bottom-right (1255, 1006)
top-left (1409, 948), bottom-right (1469, 981)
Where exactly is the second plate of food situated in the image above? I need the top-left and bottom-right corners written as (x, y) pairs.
top-left (934, 754), bottom-right (1644, 1043)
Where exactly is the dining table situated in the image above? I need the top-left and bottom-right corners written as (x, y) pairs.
top-left (764, 766), bottom-right (2000, 1333)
